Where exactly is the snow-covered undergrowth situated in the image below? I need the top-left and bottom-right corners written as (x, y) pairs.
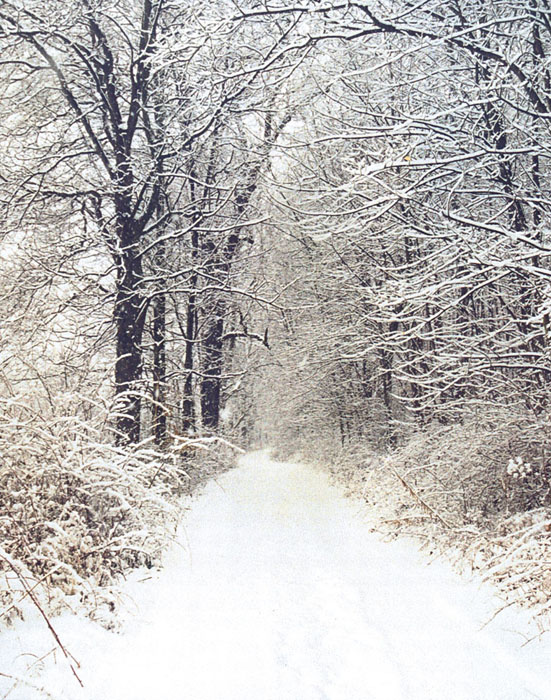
top-left (0, 395), bottom-right (237, 633)
top-left (287, 411), bottom-right (551, 630)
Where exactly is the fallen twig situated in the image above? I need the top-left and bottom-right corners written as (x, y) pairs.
top-left (0, 548), bottom-right (83, 688)
top-left (389, 467), bottom-right (452, 529)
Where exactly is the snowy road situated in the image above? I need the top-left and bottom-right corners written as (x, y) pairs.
top-left (3, 452), bottom-right (551, 699)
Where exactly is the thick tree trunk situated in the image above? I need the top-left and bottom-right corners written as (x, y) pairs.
top-left (114, 291), bottom-right (146, 444)
top-left (113, 217), bottom-right (146, 444)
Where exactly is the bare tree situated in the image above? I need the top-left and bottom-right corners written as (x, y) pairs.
top-left (0, 0), bottom-right (304, 442)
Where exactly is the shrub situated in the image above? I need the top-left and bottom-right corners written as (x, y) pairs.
top-left (0, 394), bottom-right (236, 629)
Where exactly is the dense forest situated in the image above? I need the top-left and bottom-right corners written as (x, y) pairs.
top-left (1, 0), bottom-right (551, 625)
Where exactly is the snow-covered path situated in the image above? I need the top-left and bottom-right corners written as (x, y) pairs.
top-left (3, 452), bottom-right (551, 699)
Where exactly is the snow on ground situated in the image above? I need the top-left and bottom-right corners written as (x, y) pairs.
top-left (2, 451), bottom-right (551, 700)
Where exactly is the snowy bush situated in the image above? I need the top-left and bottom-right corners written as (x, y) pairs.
top-left (322, 409), bottom-right (551, 624)
top-left (385, 410), bottom-right (551, 524)
top-left (0, 394), bottom-right (235, 629)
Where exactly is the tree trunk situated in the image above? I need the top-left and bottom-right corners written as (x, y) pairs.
top-left (182, 291), bottom-right (197, 433)
top-left (113, 219), bottom-right (146, 444)
top-left (201, 305), bottom-right (225, 431)
top-left (182, 217), bottom-right (200, 433)
top-left (114, 291), bottom-right (146, 444)
top-left (152, 292), bottom-right (167, 445)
